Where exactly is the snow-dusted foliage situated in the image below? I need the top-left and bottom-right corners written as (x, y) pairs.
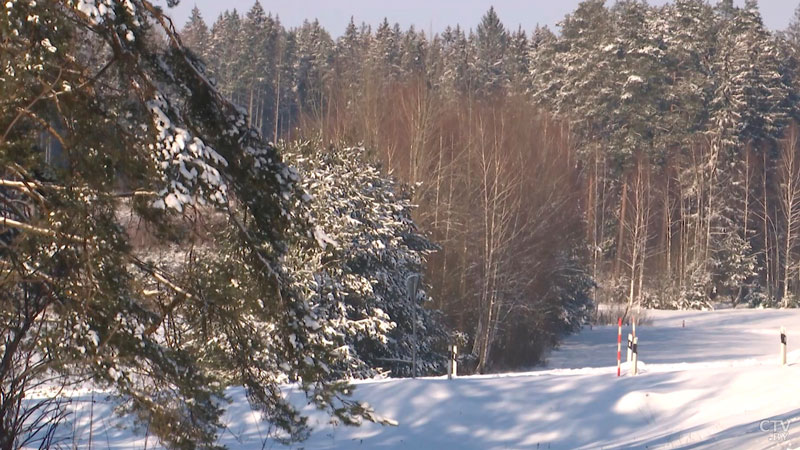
top-left (284, 142), bottom-right (448, 378)
top-left (528, 0), bottom-right (798, 310)
top-left (0, 1), bottom-right (386, 448)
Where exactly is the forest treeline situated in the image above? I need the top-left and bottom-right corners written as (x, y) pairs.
top-left (180, 0), bottom-right (800, 371)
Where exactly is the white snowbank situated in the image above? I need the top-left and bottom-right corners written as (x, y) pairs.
top-left (26, 309), bottom-right (800, 449)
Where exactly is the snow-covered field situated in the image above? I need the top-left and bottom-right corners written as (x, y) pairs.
top-left (32, 309), bottom-right (800, 449)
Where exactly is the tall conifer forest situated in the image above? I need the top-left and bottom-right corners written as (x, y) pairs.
top-left (181, 0), bottom-right (800, 368)
top-left (4, 0), bottom-right (800, 447)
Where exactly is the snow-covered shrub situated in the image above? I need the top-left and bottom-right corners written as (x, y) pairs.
top-left (283, 141), bottom-right (449, 378)
top-left (743, 285), bottom-right (770, 308)
top-left (677, 265), bottom-right (714, 310)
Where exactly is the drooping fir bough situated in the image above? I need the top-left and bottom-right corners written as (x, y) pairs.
top-left (0, 1), bottom-right (389, 448)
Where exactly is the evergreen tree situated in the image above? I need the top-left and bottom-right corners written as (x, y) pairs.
top-left (705, 3), bottom-right (789, 303)
top-left (660, 0), bottom-right (716, 148)
top-left (369, 19), bottom-right (402, 81)
top-left (506, 26), bottom-right (530, 95)
top-left (237, 2), bottom-right (270, 129)
top-left (531, 0), bottom-right (615, 160)
top-left (207, 10), bottom-right (242, 100)
top-left (336, 18), bottom-right (368, 90)
top-left (400, 26), bottom-right (428, 77)
top-left (284, 142), bottom-right (448, 378)
top-left (474, 7), bottom-right (509, 96)
top-left (440, 25), bottom-right (471, 96)
top-left (181, 6), bottom-right (210, 60)
top-left (294, 20), bottom-right (334, 118)
top-left (0, 1), bottom-right (388, 447)
top-left (273, 20), bottom-right (297, 140)
top-left (424, 33), bottom-right (445, 90)
top-left (607, 0), bottom-right (669, 166)
top-left (527, 25), bottom-right (557, 98)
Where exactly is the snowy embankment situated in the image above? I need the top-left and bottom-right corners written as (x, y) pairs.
top-left (38, 309), bottom-right (800, 449)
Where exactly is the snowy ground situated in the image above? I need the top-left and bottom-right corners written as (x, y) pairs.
top-left (28, 309), bottom-right (800, 449)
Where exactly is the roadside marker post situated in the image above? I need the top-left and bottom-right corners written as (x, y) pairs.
top-left (781, 327), bottom-right (787, 366)
top-left (449, 344), bottom-right (458, 379)
top-left (632, 337), bottom-right (639, 375)
top-left (617, 317), bottom-right (622, 377)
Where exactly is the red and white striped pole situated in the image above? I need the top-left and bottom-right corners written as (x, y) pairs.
top-left (617, 317), bottom-right (622, 377)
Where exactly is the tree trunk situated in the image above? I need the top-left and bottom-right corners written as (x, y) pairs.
top-left (615, 181), bottom-right (628, 280)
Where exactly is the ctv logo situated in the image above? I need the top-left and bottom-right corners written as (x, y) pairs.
top-left (760, 419), bottom-right (792, 441)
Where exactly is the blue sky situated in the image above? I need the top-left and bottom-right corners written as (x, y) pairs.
top-left (156, 0), bottom-right (798, 35)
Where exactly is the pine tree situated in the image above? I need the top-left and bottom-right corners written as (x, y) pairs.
top-left (424, 33), bottom-right (445, 90)
top-left (527, 25), bottom-right (557, 99)
top-left (608, 0), bottom-right (668, 164)
top-left (275, 26), bottom-right (298, 139)
top-left (506, 26), bottom-right (530, 95)
top-left (705, 2), bottom-right (790, 303)
top-left (336, 18), bottom-right (367, 91)
top-left (369, 19), bottom-right (402, 81)
top-left (237, 2), bottom-right (270, 130)
top-left (531, 0), bottom-right (615, 160)
top-left (0, 1), bottom-right (388, 447)
top-left (400, 26), bottom-right (427, 77)
top-left (660, 0), bottom-right (716, 147)
top-left (207, 10), bottom-right (242, 100)
top-left (439, 25), bottom-right (474, 98)
top-left (474, 7), bottom-right (509, 96)
top-left (284, 142), bottom-right (448, 378)
top-left (294, 20), bottom-right (334, 119)
top-left (181, 6), bottom-right (210, 60)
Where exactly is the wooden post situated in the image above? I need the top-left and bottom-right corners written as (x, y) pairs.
top-left (617, 317), bottom-right (622, 377)
top-left (632, 337), bottom-right (639, 376)
top-left (781, 327), bottom-right (787, 366)
top-left (449, 344), bottom-right (458, 379)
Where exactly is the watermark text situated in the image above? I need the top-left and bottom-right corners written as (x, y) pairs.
top-left (760, 419), bottom-right (791, 442)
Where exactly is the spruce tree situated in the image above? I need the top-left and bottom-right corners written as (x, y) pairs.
top-left (506, 26), bottom-right (530, 95)
top-left (336, 18), bottom-right (367, 91)
top-left (705, 2), bottom-right (789, 303)
top-left (369, 19), bottom-right (402, 81)
top-left (294, 20), bottom-right (334, 118)
top-left (440, 25), bottom-right (471, 96)
top-left (474, 7), bottom-right (509, 96)
top-left (207, 10), bottom-right (242, 101)
top-left (284, 142), bottom-right (448, 378)
top-left (181, 6), bottom-right (210, 60)
top-left (400, 26), bottom-right (427, 77)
